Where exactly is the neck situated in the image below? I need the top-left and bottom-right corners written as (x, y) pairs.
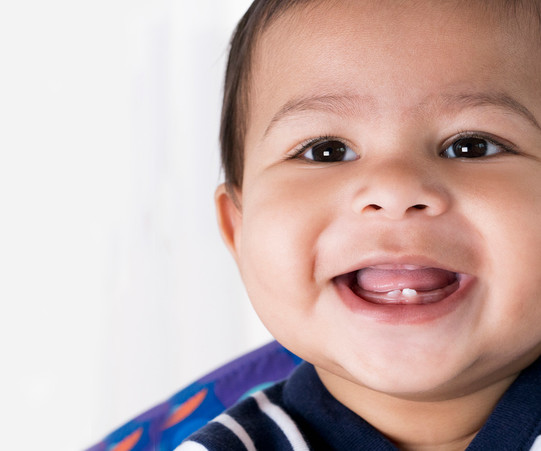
top-left (316, 367), bottom-right (517, 451)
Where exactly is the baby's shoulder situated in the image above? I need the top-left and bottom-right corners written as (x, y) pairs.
top-left (179, 382), bottom-right (309, 451)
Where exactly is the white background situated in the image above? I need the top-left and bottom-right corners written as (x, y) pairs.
top-left (0, 1), bottom-right (273, 450)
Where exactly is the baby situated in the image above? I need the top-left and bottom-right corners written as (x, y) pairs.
top-left (182, 0), bottom-right (541, 449)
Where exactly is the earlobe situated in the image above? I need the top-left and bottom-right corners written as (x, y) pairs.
top-left (215, 183), bottom-right (243, 262)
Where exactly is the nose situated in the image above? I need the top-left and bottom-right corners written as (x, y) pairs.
top-left (351, 160), bottom-right (450, 220)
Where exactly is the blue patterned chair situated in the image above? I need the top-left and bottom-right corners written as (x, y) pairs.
top-left (87, 341), bottom-right (302, 451)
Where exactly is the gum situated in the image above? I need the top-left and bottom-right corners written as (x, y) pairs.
top-left (352, 281), bottom-right (460, 305)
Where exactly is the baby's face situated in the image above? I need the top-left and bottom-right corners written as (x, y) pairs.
top-left (217, 0), bottom-right (541, 399)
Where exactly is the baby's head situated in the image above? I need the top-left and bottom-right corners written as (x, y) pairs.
top-left (219, 0), bottom-right (541, 193)
top-left (216, 0), bottom-right (541, 402)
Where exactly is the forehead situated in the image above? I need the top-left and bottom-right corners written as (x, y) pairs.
top-left (244, 0), bottom-right (541, 150)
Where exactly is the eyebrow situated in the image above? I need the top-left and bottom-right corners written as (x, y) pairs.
top-left (441, 91), bottom-right (541, 131)
top-left (264, 93), bottom-right (374, 137)
top-left (264, 90), bottom-right (541, 136)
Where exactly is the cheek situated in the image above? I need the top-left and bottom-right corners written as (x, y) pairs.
top-left (477, 165), bottom-right (541, 276)
top-left (451, 161), bottom-right (541, 267)
top-left (238, 172), bottom-right (337, 316)
top-left (462, 163), bottom-right (541, 350)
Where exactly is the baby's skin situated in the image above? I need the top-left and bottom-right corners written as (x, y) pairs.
top-left (216, 1), bottom-right (541, 449)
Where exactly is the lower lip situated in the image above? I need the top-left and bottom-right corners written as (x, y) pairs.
top-left (333, 273), bottom-right (476, 325)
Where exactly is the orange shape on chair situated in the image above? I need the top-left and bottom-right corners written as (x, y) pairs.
top-left (111, 427), bottom-right (143, 451)
top-left (162, 388), bottom-right (208, 430)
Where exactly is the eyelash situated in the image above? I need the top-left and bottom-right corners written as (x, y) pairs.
top-left (286, 132), bottom-right (519, 161)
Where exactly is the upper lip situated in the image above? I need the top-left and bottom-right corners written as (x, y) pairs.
top-left (334, 254), bottom-right (466, 278)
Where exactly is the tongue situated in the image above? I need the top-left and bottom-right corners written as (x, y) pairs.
top-left (357, 267), bottom-right (456, 292)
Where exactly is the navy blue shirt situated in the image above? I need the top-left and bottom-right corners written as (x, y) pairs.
top-left (180, 359), bottom-right (541, 450)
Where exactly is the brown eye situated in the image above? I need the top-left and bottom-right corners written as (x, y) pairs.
top-left (442, 137), bottom-right (503, 159)
top-left (303, 140), bottom-right (357, 162)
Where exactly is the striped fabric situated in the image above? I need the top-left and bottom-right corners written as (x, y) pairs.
top-left (178, 359), bottom-right (541, 450)
top-left (176, 387), bottom-right (311, 451)
top-left (531, 436), bottom-right (541, 451)
top-left (212, 414), bottom-right (257, 451)
top-left (251, 391), bottom-right (309, 451)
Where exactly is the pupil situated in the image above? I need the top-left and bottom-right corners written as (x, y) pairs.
top-left (312, 141), bottom-right (346, 161)
top-left (453, 137), bottom-right (487, 158)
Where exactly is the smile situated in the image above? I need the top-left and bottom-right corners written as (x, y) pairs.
top-left (353, 266), bottom-right (460, 305)
top-left (333, 264), bottom-right (475, 324)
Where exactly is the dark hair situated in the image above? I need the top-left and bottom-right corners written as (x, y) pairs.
top-left (220, 0), bottom-right (313, 193)
top-left (220, 0), bottom-right (541, 193)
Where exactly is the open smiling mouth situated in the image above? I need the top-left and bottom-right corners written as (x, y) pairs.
top-left (349, 266), bottom-right (460, 305)
top-left (332, 264), bottom-right (475, 323)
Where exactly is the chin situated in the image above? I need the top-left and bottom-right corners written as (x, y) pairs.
top-left (369, 372), bottom-right (459, 399)
top-left (340, 365), bottom-right (464, 401)
top-left (324, 344), bottom-right (478, 401)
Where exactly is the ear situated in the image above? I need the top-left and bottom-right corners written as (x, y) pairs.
top-left (215, 183), bottom-right (243, 262)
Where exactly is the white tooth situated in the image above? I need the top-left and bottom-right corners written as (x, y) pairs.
top-left (387, 290), bottom-right (402, 298)
top-left (402, 288), bottom-right (418, 297)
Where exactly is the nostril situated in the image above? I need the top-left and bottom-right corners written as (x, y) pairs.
top-left (368, 204), bottom-right (382, 211)
top-left (360, 203), bottom-right (432, 216)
